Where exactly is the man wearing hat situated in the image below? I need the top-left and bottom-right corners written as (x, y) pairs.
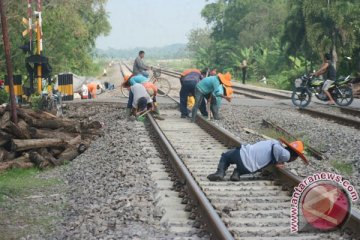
top-left (207, 84), bottom-right (233, 120)
top-left (207, 138), bottom-right (308, 181)
top-left (191, 72), bottom-right (232, 123)
top-left (123, 74), bottom-right (149, 87)
top-left (87, 82), bottom-right (101, 99)
top-left (179, 69), bottom-right (206, 118)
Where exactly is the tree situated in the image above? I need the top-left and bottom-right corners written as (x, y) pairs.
top-left (0, 0), bottom-right (111, 77)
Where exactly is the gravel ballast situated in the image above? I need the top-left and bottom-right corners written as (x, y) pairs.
top-left (19, 104), bottom-right (191, 239)
top-left (213, 103), bottom-right (360, 209)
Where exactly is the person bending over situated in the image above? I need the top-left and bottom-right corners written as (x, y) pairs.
top-left (207, 138), bottom-right (308, 181)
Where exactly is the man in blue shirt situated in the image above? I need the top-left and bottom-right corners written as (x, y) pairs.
top-left (207, 84), bottom-right (233, 120)
top-left (191, 72), bottom-right (232, 122)
top-left (207, 138), bottom-right (308, 181)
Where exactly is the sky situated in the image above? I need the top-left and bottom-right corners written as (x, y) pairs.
top-left (96, 0), bottom-right (209, 50)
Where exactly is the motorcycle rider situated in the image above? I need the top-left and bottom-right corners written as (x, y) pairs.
top-left (312, 53), bottom-right (336, 105)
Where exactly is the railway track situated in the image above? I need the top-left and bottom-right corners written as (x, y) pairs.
top-left (119, 63), bottom-right (360, 239)
top-left (156, 67), bottom-right (360, 128)
top-left (147, 108), bottom-right (360, 239)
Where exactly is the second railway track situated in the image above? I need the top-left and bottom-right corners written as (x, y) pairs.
top-left (155, 67), bottom-right (360, 128)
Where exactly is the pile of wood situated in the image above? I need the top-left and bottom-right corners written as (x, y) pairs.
top-left (0, 105), bottom-right (103, 171)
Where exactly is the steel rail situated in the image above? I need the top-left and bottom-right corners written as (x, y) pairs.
top-left (262, 119), bottom-right (325, 160)
top-left (232, 85), bottom-right (290, 99)
top-left (147, 114), bottom-right (234, 240)
top-left (298, 108), bottom-right (360, 129)
top-left (339, 106), bottom-right (360, 117)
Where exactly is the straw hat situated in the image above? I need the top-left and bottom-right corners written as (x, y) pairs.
top-left (218, 72), bottom-right (232, 87)
top-left (279, 138), bottom-right (309, 165)
top-left (224, 86), bottom-right (233, 97)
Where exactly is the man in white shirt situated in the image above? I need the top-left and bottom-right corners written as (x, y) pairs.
top-left (207, 138), bottom-right (308, 181)
top-left (129, 83), bottom-right (153, 116)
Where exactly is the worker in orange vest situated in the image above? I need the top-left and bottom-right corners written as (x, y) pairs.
top-left (87, 83), bottom-right (100, 99)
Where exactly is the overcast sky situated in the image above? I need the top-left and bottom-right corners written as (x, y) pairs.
top-left (96, 0), bottom-right (209, 50)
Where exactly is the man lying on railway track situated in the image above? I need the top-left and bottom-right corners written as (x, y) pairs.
top-left (179, 68), bottom-right (206, 118)
top-left (191, 72), bottom-right (232, 122)
top-left (207, 138), bottom-right (308, 181)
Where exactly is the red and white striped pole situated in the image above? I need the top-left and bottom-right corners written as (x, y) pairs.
top-left (27, 0), bottom-right (32, 51)
top-left (36, 0), bottom-right (42, 53)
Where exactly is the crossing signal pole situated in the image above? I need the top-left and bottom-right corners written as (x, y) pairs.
top-left (35, 0), bottom-right (43, 94)
top-left (0, 0), bottom-right (18, 123)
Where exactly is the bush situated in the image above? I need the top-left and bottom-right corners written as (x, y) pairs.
top-left (30, 94), bottom-right (42, 110)
top-left (0, 90), bottom-right (9, 104)
top-left (268, 68), bottom-right (306, 90)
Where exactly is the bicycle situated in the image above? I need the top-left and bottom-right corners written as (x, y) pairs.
top-left (121, 68), bottom-right (171, 97)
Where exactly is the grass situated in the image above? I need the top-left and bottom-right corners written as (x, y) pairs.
top-left (330, 160), bottom-right (353, 176)
top-left (154, 58), bottom-right (194, 72)
top-left (0, 168), bottom-right (59, 202)
top-left (260, 128), bottom-right (292, 141)
top-left (0, 168), bottom-right (64, 239)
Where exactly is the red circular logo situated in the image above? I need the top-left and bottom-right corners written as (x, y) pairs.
top-left (301, 182), bottom-right (350, 231)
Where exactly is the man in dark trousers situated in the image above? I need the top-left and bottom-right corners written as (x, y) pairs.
top-left (179, 69), bottom-right (206, 118)
top-left (207, 138), bottom-right (308, 181)
top-left (133, 50), bottom-right (150, 77)
top-left (312, 53), bottom-right (337, 105)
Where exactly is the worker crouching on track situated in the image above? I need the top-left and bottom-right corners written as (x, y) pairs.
top-left (127, 83), bottom-right (154, 117)
top-left (87, 83), bottom-right (101, 99)
top-left (207, 84), bottom-right (233, 120)
top-left (191, 72), bottom-right (232, 122)
top-left (207, 138), bottom-right (309, 181)
top-left (123, 77), bottom-right (164, 120)
top-left (179, 69), bottom-right (206, 118)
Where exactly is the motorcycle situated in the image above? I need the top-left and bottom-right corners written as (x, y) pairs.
top-left (291, 74), bottom-right (354, 107)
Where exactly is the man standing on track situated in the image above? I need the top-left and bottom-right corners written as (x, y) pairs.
top-left (191, 72), bottom-right (232, 122)
top-left (133, 50), bottom-right (150, 77)
top-left (241, 59), bottom-right (248, 84)
top-left (207, 138), bottom-right (308, 181)
top-left (179, 69), bottom-right (206, 118)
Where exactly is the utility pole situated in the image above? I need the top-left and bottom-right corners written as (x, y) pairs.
top-left (0, 0), bottom-right (18, 123)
